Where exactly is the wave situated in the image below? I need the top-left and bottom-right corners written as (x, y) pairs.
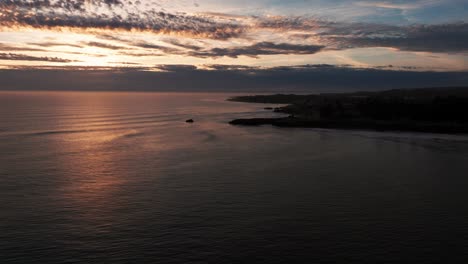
top-left (31, 129), bottom-right (91, 136)
top-left (17, 118), bottom-right (183, 138)
top-left (25, 128), bottom-right (147, 143)
top-left (24, 126), bottom-right (149, 137)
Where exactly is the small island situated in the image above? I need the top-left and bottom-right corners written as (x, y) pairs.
top-left (228, 87), bottom-right (468, 134)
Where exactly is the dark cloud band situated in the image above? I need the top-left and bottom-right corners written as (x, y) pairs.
top-left (189, 42), bottom-right (325, 58)
top-left (0, 53), bottom-right (77, 62)
top-left (0, 65), bottom-right (466, 92)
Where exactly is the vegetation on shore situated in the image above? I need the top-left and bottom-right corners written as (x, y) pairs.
top-left (228, 87), bottom-right (468, 134)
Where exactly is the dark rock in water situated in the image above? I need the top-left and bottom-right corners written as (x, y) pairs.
top-left (264, 107), bottom-right (273, 110)
top-left (229, 117), bottom-right (286, 126)
top-left (186, 119), bottom-right (194, 123)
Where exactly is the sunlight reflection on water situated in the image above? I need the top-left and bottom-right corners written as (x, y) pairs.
top-left (1, 92), bottom-right (468, 263)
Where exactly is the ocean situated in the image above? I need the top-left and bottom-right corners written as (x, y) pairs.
top-left (1, 91), bottom-right (468, 263)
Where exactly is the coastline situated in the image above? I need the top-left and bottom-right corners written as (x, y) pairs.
top-left (228, 87), bottom-right (468, 134)
top-left (229, 117), bottom-right (468, 134)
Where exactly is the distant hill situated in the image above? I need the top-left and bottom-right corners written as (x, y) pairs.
top-left (341, 87), bottom-right (468, 100)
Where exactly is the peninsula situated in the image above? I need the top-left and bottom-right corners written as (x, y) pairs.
top-left (228, 87), bottom-right (468, 134)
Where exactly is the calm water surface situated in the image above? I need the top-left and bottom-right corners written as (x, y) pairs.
top-left (1, 91), bottom-right (468, 263)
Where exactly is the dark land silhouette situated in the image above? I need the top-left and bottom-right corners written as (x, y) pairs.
top-left (229, 87), bottom-right (468, 134)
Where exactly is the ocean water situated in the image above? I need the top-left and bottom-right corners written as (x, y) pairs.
top-left (1, 91), bottom-right (468, 263)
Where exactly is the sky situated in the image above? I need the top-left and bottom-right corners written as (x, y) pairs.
top-left (0, 0), bottom-right (467, 91)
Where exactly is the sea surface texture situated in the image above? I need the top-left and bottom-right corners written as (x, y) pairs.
top-left (1, 92), bottom-right (468, 263)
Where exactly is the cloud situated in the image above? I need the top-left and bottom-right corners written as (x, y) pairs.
top-left (117, 51), bottom-right (165, 57)
top-left (95, 35), bottom-right (190, 53)
top-left (1, 0), bottom-right (123, 11)
top-left (162, 39), bottom-right (203, 51)
top-left (255, 16), bottom-right (325, 31)
top-left (255, 16), bottom-right (468, 53)
top-left (190, 42), bottom-right (325, 58)
top-left (28, 42), bottom-right (83, 48)
top-left (0, 1), bottom-right (466, 66)
top-left (0, 1), bottom-right (245, 40)
top-left (102, 0), bottom-right (124, 7)
top-left (327, 22), bottom-right (468, 53)
top-left (109, 61), bottom-right (142, 65)
top-left (354, 0), bottom-right (437, 10)
top-left (0, 53), bottom-right (78, 62)
top-left (203, 64), bottom-right (256, 71)
top-left (355, 1), bottom-right (419, 10)
top-left (131, 42), bottom-right (182, 53)
top-left (0, 43), bottom-right (46, 52)
top-left (155, 64), bottom-right (198, 72)
top-left (82, 41), bottom-right (127, 50)
top-left (0, 65), bottom-right (466, 92)
top-left (81, 38), bottom-right (324, 58)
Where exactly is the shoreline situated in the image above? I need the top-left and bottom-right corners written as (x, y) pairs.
top-left (228, 87), bottom-right (468, 134)
top-left (229, 117), bottom-right (468, 134)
